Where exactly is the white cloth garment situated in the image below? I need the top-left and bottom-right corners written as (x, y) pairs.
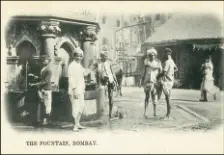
top-left (143, 59), bottom-right (162, 104)
top-left (143, 59), bottom-right (162, 84)
top-left (163, 58), bottom-right (177, 82)
top-left (68, 60), bottom-right (86, 118)
top-left (102, 60), bottom-right (114, 83)
top-left (201, 60), bottom-right (219, 95)
top-left (69, 93), bottom-right (85, 118)
top-left (203, 61), bottom-right (214, 81)
top-left (68, 61), bottom-right (86, 95)
top-left (161, 58), bottom-right (177, 96)
top-left (39, 90), bottom-right (52, 115)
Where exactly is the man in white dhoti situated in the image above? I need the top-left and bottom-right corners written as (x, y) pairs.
top-left (141, 48), bottom-right (162, 117)
top-left (68, 47), bottom-right (86, 132)
top-left (30, 55), bottom-right (52, 125)
top-left (98, 51), bottom-right (118, 119)
top-left (159, 48), bottom-right (178, 119)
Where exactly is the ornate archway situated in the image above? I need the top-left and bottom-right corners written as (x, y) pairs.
top-left (54, 34), bottom-right (79, 56)
top-left (16, 40), bottom-right (37, 66)
top-left (55, 41), bottom-right (75, 91)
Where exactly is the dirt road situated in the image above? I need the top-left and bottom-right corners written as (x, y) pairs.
top-left (13, 87), bottom-right (224, 133)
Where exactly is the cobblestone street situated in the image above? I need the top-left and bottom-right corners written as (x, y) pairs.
top-left (12, 87), bottom-right (224, 133)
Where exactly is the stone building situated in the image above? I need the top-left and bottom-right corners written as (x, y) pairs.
top-left (4, 12), bottom-right (103, 124)
top-left (98, 12), bottom-right (171, 79)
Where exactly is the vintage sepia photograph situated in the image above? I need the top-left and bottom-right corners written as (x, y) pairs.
top-left (1, 1), bottom-right (224, 154)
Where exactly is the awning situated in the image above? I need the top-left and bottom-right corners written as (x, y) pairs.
top-left (193, 43), bottom-right (220, 52)
top-left (142, 13), bottom-right (224, 46)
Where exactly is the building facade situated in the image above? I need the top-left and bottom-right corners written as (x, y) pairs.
top-left (97, 12), bottom-right (172, 79)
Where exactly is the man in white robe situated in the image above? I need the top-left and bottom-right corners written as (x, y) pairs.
top-left (68, 47), bottom-right (86, 132)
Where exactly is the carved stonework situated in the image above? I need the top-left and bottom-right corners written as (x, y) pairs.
top-left (6, 24), bottom-right (41, 55)
top-left (54, 34), bottom-right (78, 56)
top-left (37, 21), bottom-right (61, 37)
top-left (80, 25), bottom-right (99, 42)
top-left (50, 56), bottom-right (62, 92)
top-left (8, 44), bottom-right (16, 56)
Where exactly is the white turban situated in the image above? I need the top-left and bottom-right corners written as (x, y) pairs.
top-left (146, 48), bottom-right (157, 56)
top-left (74, 47), bottom-right (84, 56)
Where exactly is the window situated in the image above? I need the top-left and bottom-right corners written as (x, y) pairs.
top-left (116, 20), bottom-right (120, 27)
top-left (102, 16), bottom-right (106, 24)
top-left (155, 14), bottom-right (160, 20)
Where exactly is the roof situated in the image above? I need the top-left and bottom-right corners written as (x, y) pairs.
top-left (142, 13), bottom-right (224, 46)
top-left (10, 11), bottom-right (100, 29)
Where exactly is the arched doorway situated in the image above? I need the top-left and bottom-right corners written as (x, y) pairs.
top-left (57, 42), bottom-right (74, 91)
top-left (12, 41), bottom-right (40, 123)
top-left (52, 42), bottom-right (74, 122)
top-left (17, 41), bottom-right (36, 64)
top-left (16, 40), bottom-right (37, 90)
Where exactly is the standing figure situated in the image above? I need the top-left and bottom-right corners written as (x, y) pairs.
top-left (159, 48), bottom-right (178, 119)
top-left (141, 48), bottom-right (162, 118)
top-left (97, 51), bottom-right (118, 119)
top-left (104, 61), bottom-right (123, 97)
top-left (199, 56), bottom-right (218, 101)
top-left (30, 55), bottom-right (52, 125)
top-left (68, 47), bottom-right (86, 132)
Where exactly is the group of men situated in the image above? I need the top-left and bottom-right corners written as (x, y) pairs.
top-left (28, 47), bottom-right (118, 132)
top-left (141, 47), bottom-right (178, 120)
top-left (26, 45), bottom-right (178, 131)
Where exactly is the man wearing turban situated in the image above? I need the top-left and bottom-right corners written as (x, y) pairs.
top-left (141, 48), bottom-right (162, 118)
top-left (68, 47), bottom-right (86, 132)
top-left (98, 50), bottom-right (118, 119)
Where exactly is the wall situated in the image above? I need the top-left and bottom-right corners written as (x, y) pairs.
top-left (98, 12), bottom-right (141, 59)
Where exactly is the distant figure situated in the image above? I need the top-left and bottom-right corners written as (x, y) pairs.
top-left (199, 56), bottom-right (219, 102)
top-left (141, 48), bottom-right (162, 118)
top-left (159, 48), bottom-right (178, 120)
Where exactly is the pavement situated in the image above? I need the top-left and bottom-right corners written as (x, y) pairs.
top-left (12, 87), bottom-right (224, 133)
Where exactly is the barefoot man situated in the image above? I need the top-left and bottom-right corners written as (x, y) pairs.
top-left (141, 48), bottom-right (162, 118)
top-left (98, 51), bottom-right (118, 119)
top-left (30, 55), bottom-right (52, 125)
top-left (68, 47), bottom-right (87, 132)
top-left (160, 48), bottom-right (178, 119)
